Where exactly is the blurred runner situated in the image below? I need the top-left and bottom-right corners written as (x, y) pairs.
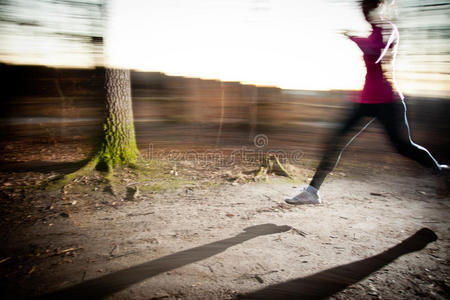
top-left (286, 0), bottom-right (448, 205)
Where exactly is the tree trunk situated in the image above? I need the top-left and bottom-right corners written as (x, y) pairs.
top-left (96, 68), bottom-right (139, 170)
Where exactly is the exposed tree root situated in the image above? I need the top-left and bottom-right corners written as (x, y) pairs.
top-left (256, 154), bottom-right (293, 180)
top-left (226, 154), bottom-right (294, 184)
top-left (45, 156), bottom-right (100, 190)
top-left (47, 150), bottom-right (145, 227)
top-left (45, 147), bottom-right (141, 192)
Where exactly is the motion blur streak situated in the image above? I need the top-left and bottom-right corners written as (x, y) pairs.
top-left (378, 15), bottom-right (442, 169)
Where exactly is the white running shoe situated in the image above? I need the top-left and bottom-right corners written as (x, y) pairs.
top-left (285, 186), bottom-right (321, 205)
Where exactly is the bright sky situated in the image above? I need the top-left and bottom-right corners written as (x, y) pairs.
top-left (2, 0), bottom-right (448, 95)
top-left (105, 0), bottom-right (370, 91)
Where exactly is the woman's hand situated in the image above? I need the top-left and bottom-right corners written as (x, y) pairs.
top-left (341, 30), bottom-right (352, 38)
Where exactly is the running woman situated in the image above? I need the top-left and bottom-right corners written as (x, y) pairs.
top-left (286, 0), bottom-right (448, 205)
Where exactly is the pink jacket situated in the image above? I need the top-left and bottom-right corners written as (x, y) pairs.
top-left (350, 24), bottom-right (396, 103)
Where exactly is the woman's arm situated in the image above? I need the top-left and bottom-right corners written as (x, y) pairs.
top-left (348, 36), bottom-right (381, 55)
top-left (345, 26), bottom-right (385, 55)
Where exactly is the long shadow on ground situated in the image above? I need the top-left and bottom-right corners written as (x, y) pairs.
top-left (37, 223), bottom-right (291, 299)
top-left (239, 228), bottom-right (437, 299)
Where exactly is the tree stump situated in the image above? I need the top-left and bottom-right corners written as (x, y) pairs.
top-left (256, 154), bottom-right (293, 179)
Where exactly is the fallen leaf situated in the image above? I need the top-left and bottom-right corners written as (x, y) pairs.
top-left (0, 257), bottom-right (11, 264)
top-left (28, 266), bottom-right (36, 275)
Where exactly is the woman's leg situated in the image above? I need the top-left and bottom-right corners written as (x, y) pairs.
top-left (309, 104), bottom-right (366, 189)
top-left (376, 102), bottom-right (440, 172)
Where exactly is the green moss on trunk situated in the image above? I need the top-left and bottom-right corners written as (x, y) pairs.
top-left (91, 68), bottom-right (141, 171)
top-left (95, 118), bottom-right (140, 171)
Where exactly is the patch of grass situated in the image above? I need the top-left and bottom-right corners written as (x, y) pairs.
top-left (139, 183), bottom-right (167, 192)
top-left (199, 180), bottom-right (221, 188)
top-left (138, 176), bottom-right (196, 193)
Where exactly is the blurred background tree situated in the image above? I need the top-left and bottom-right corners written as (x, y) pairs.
top-left (0, 0), bottom-right (140, 172)
top-left (0, 0), bottom-right (104, 66)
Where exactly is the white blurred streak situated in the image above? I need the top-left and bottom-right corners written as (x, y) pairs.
top-left (105, 0), bottom-right (367, 91)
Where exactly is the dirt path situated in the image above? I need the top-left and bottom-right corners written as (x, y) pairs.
top-left (1, 170), bottom-right (449, 299)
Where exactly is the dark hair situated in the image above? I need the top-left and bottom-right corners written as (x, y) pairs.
top-left (360, 0), bottom-right (382, 6)
top-left (361, 0), bottom-right (382, 16)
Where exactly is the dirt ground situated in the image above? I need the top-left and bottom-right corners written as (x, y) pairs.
top-left (0, 142), bottom-right (449, 299)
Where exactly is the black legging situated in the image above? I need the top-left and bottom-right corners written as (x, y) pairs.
top-left (310, 102), bottom-right (439, 190)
